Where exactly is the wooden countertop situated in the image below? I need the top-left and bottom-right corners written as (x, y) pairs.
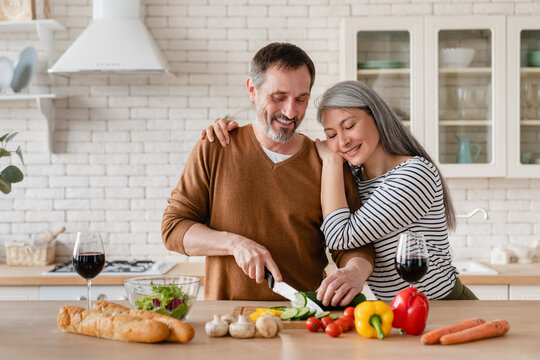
top-left (2, 262), bottom-right (540, 286)
top-left (0, 263), bottom-right (205, 286)
top-left (458, 263), bottom-right (540, 285)
top-left (1, 300), bottom-right (539, 360)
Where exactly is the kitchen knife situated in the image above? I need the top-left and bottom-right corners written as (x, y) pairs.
top-left (264, 268), bottom-right (324, 315)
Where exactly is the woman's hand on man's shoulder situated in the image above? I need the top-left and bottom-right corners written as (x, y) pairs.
top-left (200, 118), bottom-right (239, 147)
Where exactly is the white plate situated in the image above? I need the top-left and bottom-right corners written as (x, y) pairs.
top-left (10, 46), bottom-right (38, 93)
top-left (0, 56), bottom-right (14, 93)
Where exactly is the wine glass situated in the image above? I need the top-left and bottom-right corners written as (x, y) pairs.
top-left (456, 86), bottom-right (473, 120)
top-left (395, 232), bottom-right (429, 287)
top-left (73, 231), bottom-right (105, 309)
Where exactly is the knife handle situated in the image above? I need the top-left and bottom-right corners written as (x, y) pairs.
top-left (264, 268), bottom-right (274, 289)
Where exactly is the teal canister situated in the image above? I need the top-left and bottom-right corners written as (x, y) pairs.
top-left (456, 136), bottom-right (481, 163)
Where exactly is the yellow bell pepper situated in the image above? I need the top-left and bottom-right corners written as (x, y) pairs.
top-left (354, 300), bottom-right (394, 339)
top-left (249, 308), bottom-right (283, 322)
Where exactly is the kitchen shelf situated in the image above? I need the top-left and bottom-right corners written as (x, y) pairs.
top-left (520, 120), bottom-right (540, 126)
top-left (521, 67), bottom-right (540, 75)
top-left (439, 120), bottom-right (492, 126)
top-left (0, 19), bottom-right (66, 66)
top-left (439, 67), bottom-right (492, 75)
top-left (357, 68), bottom-right (410, 76)
top-left (0, 94), bottom-right (59, 152)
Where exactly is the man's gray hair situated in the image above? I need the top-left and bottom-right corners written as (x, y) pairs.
top-left (316, 80), bottom-right (455, 230)
top-left (250, 42), bottom-right (315, 90)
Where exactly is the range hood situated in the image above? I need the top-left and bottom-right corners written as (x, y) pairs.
top-left (48, 0), bottom-right (171, 75)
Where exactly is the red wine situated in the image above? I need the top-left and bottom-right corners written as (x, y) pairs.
top-left (395, 256), bottom-right (428, 283)
top-left (73, 252), bottom-right (105, 279)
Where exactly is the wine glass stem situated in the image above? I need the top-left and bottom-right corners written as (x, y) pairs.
top-left (87, 279), bottom-right (92, 310)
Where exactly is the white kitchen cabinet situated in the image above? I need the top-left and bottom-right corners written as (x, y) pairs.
top-left (39, 285), bottom-right (128, 301)
top-left (341, 15), bottom-right (540, 178)
top-left (507, 17), bottom-right (540, 177)
top-left (0, 286), bottom-right (39, 300)
top-left (425, 16), bottom-right (506, 178)
top-left (509, 285), bottom-right (540, 300)
top-left (467, 285), bottom-right (509, 300)
top-left (340, 17), bottom-right (424, 143)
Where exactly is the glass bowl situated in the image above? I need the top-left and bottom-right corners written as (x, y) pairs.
top-left (439, 48), bottom-right (475, 68)
top-left (124, 275), bottom-right (200, 321)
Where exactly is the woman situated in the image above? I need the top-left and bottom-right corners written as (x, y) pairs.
top-left (202, 81), bottom-right (477, 300)
top-left (313, 80), bottom-right (477, 300)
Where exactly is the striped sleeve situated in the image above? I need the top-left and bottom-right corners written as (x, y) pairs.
top-left (321, 160), bottom-right (440, 250)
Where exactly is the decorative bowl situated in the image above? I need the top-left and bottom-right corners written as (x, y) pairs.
top-left (526, 51), bottom-right (540, 67)
top-left (0, 56), bottom-right (14, 93)
top-left (439, 48), bottom-right (475, 68)
top-left (124, 275), bottom-right (200, 320)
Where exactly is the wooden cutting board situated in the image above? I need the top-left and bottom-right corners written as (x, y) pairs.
top-left (232, 306), bottom-right (341, 329)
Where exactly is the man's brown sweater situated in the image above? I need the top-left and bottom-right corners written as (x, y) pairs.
top-left (162, 124), bottom-right (374, 300)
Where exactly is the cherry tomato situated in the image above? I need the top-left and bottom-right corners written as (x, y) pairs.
top-left (335, 318), bottom-right (351, 332)
top-left (343, 306), bottom-right (355, 318)
top-left (342, 314), bottom-right (354, 324)
top-left (320, 316), bottom-right (334, 331)
top-left (325, 322), bottom-right (342, 338)
top-left (305, 317), bottom-right (321, 332)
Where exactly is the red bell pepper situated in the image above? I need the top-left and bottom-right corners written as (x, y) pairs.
top-left (390, 287), bottom-right (429, 335)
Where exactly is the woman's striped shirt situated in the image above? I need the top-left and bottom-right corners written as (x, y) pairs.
top-left (321, 156), bottom-right (457, 300)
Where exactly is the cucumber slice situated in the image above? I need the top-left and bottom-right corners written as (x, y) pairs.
top-left (308, 308), bottom-right (317, 317)
top-left (295, 307), bottom-right (310, 320)
top-left (291, 292), bottom-right (307, 308)
top-left (329, 314), bottom-right (339, 320)
top-left (280, 308), bottom-right (299, 320)
top-left (269, 305), bottom-right (287, 310)
top-left (315, 311), bottom-right (331, 319)
top-left (300, 291), bottom-right (367, 311)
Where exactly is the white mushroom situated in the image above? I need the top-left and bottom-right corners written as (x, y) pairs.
top-left (205, 314), bottom-right (229, 337)
top-left (255, 315), bottom-right (280, 338)
top-left (268, 315), bottom-right (283, 333)
top-left (221, 313), bottom-right (237, 324)
top-left (229, 315), bottom-right (256, 339)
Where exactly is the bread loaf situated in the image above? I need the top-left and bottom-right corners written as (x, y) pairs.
top-left (130, 309), bottom-right (195, 343)
top-left (57, 305), bottom-right (169, 343)
top-left (92, 300), bottom-right (130, 314)
top-left (92, 300), bottom-right (194, 343)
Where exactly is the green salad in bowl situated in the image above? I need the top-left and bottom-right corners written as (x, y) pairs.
top-left (125, 276), bottom-right (200, 320)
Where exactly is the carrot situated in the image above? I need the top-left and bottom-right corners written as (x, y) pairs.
top-left (421, 318), bottom-right (486, 345)
top-left (439, 319), bottom-right (510, 345)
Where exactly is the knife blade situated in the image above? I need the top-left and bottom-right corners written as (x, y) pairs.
top-left (264, 268), bottom-right (324, 315)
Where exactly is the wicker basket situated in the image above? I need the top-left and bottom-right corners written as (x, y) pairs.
top-left (5, 240), bottom-right (56, 266)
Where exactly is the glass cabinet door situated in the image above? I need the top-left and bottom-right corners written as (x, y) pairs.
top-left (425, 16), bottom-right (506, 177)
top-left (507, 17), bottom-right (540, 178)
top-left (340, 17), bottom-right (424, 143)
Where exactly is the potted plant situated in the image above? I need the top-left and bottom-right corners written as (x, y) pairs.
top-left (0, 132), bottom-right (24, 194)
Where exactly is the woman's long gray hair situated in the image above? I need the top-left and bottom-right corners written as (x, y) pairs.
top-left (316, 80), bottom-right (455, 230)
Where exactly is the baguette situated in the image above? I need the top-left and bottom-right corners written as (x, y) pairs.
top-left (57, 305), bottom-right (169, 343)
top-left (130, 309), bottom-right (195, 343)
top-left (93, 300), bottom-right (195, 343)
top-left (92, 300), bottom-right (130, 314)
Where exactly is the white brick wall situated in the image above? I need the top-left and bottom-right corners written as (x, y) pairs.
top-left (1, 0), bottom-right (539, 264)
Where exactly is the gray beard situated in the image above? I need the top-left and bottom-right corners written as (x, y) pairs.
top-left (260, 112), bottom-right (298, 143)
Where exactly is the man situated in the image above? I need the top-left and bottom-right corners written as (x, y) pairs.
top-left (162, 43), bottom-right (373, 305)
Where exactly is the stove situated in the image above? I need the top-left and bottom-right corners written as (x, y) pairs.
top-left (43, 259), bottom-right (176, 276)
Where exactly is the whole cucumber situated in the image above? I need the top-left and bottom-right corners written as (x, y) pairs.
top-left (300, 291), bottom-right (366, 311)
